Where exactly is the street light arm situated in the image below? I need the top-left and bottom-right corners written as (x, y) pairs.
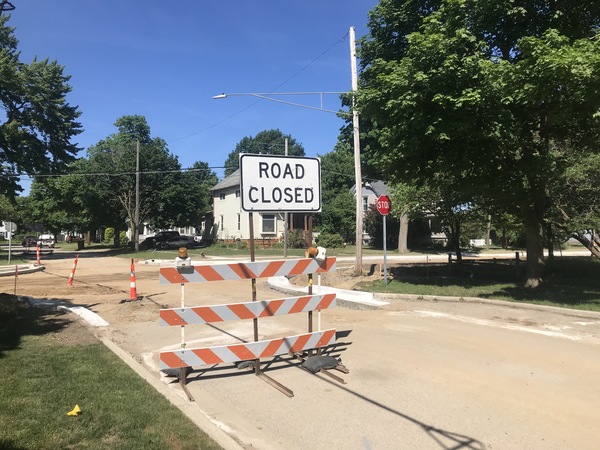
top-left (213, 91), bottom-right (351, 116)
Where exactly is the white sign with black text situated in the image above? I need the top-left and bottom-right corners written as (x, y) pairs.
top-left (240, 154), bottom-right (321, 212)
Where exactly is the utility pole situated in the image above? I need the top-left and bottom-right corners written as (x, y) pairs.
top-left (134, 141), bottom-right (140, 251)
top-left (284, 137), bottom-right (289, 258)
top-left (350, 26), bottom-right (363, 276)
top-left (0, 1), bottom-right (15, 16)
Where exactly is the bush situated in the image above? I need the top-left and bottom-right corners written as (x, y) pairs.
top-left (316, 232), bottom-right (345, 248)
top-left (104, 227), bottom-right (115, 244)
top-left (103, 228), bottom-right (129, 246)
top-left (288, 230), bottom-right (308, 248)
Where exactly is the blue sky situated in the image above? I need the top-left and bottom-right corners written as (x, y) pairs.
top-left (6, 1), bottom-right (378, 181)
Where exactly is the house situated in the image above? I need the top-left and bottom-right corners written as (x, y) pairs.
top-left (351, 180), bottom-right (446, 247)
top-left (351, 180), bottom-right (390, 244)
top-left (209, 169), bottom-right (313, 246)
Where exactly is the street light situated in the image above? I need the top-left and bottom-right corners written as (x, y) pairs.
top-left (213, 89), bottom-right (365, 274)
top-left (212, 92), bottom-right (348, 115)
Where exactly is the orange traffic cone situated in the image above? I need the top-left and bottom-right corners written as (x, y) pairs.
top-left (67, 254), bottom-right (79, 286)
top-left (129, 259), bottom-right (138, 301)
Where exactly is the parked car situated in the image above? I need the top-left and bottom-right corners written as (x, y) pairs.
top-left (38, 234), bottom-right (55, 248)
top-left (140, 230), bottom-right (180, 249)
top-left (21, 235), bottom-right (38, 247)
top-left (156, 235), bottom-right (204, 250)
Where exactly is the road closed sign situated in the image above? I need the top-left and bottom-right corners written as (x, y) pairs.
top-left (240, 154), bottom-right (321, 212)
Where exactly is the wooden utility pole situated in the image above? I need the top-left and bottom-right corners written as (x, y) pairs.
top-left (134, 141), bottom-right (140, 251)
top-left (350, 26), bottom-right (363, 276)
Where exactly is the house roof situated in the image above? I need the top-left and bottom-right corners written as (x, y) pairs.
top-left (368, 181), bottom-right (390, 196)
top-left (210, 169), bottom-right (240, 192)
top-left (351, 180), bottom-right (390, 196)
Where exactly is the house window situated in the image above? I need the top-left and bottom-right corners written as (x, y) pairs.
top-left (235, 189), bottom-right (240, 198)
top-left (363, 196), bottom-right (369, 212)
top-left (237, 213), bottom-right (241, 231)
top-left (219, 192), bottom-right (226, 200)
top-left (220, 215), bottom-right (224, 231)
top-left (262, 214), bottom-right (275, 234)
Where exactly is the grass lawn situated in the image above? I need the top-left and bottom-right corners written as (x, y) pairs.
top-left (357, 256), bottom-right (600, 312)
top-left (0, 301), bottom-right (222, 450)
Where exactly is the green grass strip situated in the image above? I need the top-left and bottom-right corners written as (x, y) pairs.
top-left (0, 308), bottom-right (222, 450)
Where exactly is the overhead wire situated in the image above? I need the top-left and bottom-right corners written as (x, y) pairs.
top-left (168, 31), bottom-right (350, 143)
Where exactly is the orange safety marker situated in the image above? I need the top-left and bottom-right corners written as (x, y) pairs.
top-left (36, 245), bottom-right (41, 265)
top-left (159, 257), bottom-right (336, 284)
top-left (160, 329), bottom-right (337, 369)
top-left (67, 254), bottom-right (79, 286)
top-left (129, 258), bottom-right (138, 300)
top-left (159, 293), bottom-right (337, 326)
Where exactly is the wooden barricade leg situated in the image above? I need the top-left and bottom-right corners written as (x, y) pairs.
top-left (249, 212), bottom-right (294, 397)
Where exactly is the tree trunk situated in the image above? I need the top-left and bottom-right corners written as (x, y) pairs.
top-left (523, 208), bottom-right (544, 288)
top-left (545, 222), bottom-right (554, 263)
top-left (571, 232), bottom-right (600, 259)
top-left (397, 214), bottom-right (409, 253)
top-left (113, 225), bottom-right (120, 247)
top-left (448, 219), bottom-right (463, 265)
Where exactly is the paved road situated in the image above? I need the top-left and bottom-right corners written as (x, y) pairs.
top-left (8, 252), bottom-right (600, 449)
top-left (119, 257), bottom-right (599, 450)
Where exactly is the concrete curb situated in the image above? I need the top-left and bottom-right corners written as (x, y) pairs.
top-left (267, 275), bottom-right (389, 310)
top-left (374, 292), bottom-right (600, 318)
top-left (0, 264), bottom-right (45, 277)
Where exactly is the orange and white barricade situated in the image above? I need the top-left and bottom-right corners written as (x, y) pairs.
top-left (158, 257), bottom-right (345, 398)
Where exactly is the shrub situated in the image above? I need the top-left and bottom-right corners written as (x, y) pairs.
top-left (316, 232), bottom-right (345, 248)
top-left (104, 227), bottom-right (115, 244)
top-left (282, 230), bottom-right (308, 249)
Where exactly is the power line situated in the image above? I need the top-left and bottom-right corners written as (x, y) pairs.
top-left (168, 31), bottom-right (349, 143)
top-left (12, 166), bottom-right (227, 180)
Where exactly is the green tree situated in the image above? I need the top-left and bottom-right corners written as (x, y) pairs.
top-left (223, 129), bottom-right (305, 176)
top-left (318, 142), bottom-right (356, 241)
top-left (358, 0), bottom-right (600, 287)
top-left (0, 15), bottom-right (82, 199)
top-left (180, 161), bottom-right (218, 229)
top-left (85, 116), bottom-right (185, 245)
top-left (25, 163), bottom-right (92, 240)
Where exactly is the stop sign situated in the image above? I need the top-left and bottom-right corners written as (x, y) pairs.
top-left (377, 195), bottom-right (391, 215)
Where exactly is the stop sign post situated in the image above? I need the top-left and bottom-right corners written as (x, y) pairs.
top-left (377, 195), bottom-right (391, 284)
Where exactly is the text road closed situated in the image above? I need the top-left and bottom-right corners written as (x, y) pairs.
top-left (240, 154), bottom-right (321, 212)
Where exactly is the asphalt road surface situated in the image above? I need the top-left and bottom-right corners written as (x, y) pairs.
top-left (6, 250), bottom-right (600, 449)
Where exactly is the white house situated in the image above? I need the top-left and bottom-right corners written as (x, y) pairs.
top-left (210, 169), bottom-right (312, 246)
top-left (351, 180), bottom-right (390, 244)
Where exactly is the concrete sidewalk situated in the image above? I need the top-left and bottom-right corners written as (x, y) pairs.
top-left (267, 275), bottom-right (389, 309)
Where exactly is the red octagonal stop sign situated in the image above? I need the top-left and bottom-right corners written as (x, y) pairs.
top-left (377, 195), bottom-right (391, 215)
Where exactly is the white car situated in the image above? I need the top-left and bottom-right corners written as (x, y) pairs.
top-left (38, 234), bottom-right (55, 248)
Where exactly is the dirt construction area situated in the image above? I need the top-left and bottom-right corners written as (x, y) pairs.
top-left (4, 249), bottom-right (600, 450)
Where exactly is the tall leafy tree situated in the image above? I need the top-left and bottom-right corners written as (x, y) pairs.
top-left (318, 141), bottom-right (356, 240)
top-left (358, 0), bottom-right (600, 287)
top-left (85, 116), bottom-right (183, 244)
top-left (223, 129), bottom-right (305, 176)
top-left (25, 163), bottom-right (92, 240)
top-left (0, 15), bottom-right (82, 198)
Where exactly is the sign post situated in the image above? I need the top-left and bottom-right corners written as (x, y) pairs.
top-left (238, 154), bottom-right (323, 393)
top-left (5, 221), bottom-right (16, 264)
top-left (376, 195), bottom-right (391, 284)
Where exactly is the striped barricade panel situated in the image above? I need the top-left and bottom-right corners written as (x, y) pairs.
top-left (159, 293), bottom-right (337, 326)
top-left (160, 329), bottom-right (337, 369)
top-left (159, 257), bottom-right (336, 284)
